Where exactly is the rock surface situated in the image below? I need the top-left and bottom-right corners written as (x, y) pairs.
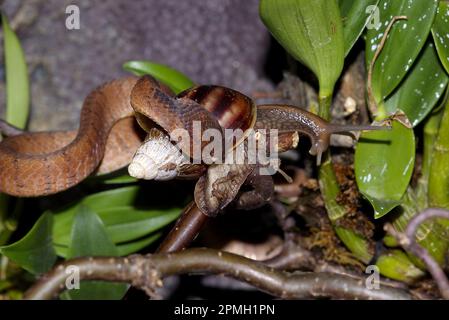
top-left (1, 0), bottom-right (271, 130)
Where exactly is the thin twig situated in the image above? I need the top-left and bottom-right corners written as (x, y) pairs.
top-left (385, 208), bottom-right (449, 299)
top-left (24, 248), bottom-right (412, 300)
top-left (367, 16), bottom-right (407, 116)
top-left (263, 240), bottom-right (315, 271)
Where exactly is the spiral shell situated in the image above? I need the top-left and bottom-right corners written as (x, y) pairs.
top-left (128, 128), bottom-right (190, 180)
top-left (178, 85), bottom-right (257, 150)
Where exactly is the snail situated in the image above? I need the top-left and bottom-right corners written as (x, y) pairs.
top-left (127, 76), bottom-right (385, 216)
top-left (128, 76), bottom-right (382, 182)
top-left (127, 78), bottom-right (258, 181)
top-left (0, 75), bottom-right (383, 202)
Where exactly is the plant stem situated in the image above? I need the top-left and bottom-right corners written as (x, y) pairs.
top-left (428, 97), bottom-right (449, 210)
top-left (156, 201), bottom-right (208, 253)
top-left (318, 94), bottom-right (332, 120)
top-left (24, 248), bottom-right (412, 300)
top-left (422, 110), bottom-right (443, 180)
top-left (317, 92), bottom-right (373, 264)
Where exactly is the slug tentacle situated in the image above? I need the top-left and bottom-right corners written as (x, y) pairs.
top-left (256, 104), bottom-right (389, 165)
top-left (327, 123), bottom-right (390, 135)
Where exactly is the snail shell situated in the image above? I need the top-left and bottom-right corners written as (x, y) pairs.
top-left (128, 77), bottom-right (257, 181)
top-left (178, 85), bottom-right (257, 149)
top-left (128, 127), bottom-right (191, 180)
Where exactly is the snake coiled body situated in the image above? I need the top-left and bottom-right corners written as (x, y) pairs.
top-left (0, 77), bottom-right (144, 197)
top-left (0, 75), bottom-right (380, 200)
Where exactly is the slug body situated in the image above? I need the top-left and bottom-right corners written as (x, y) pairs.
top-left (256, 105), bottom-right (384, 165)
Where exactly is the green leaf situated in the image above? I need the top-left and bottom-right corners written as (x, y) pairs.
top-left (55, 232), bottom-right (163, 258)
top-left (339, 0), bottom-right (380, 56)
top-left (63, 206), bottom-right (127, 300)
top-left (376, 250), bottom-right (425, 283)
top-left (365, 0), bottom-right (438, 103)
top-left (52, 186), bottom-right (140, 242)
top-left (385, 42), bottom-right (448, 127)
top-left (51, 186), bottom-right (180, 257)
top-left (392, 187), bottom-right (449, 268)
top-left (116, 232), bottom-right (162, 256)
top-left (260, 0), bottom-right (344, 97)
top-left (432, 1), bottom-right (449, 74)
top-left (68, 206), bottom-right (118, 258)
top-left (0, 213), bottom-right (56, 274)
top-left (319, 160), bottom-right (374, 263)
top-left (429, 96), bottom-right (449, 210)
top-left (1, 13), bottom-right (30, 129)
top-left (95, 175), bottom-right (137, 185)
top-left (123, 60), bottom-right (194, 94)
top-left (355, 119), bottom-right (415, 218)
top-left (54, 206), bottom-right (180, 247)
top-left (319, 160), bottom-right (348, 222)
top-left (89, 168), bottom-right (137, 185)
top-left (334, 226), bottom-right (373, 264)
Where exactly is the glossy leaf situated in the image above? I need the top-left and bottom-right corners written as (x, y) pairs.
top-left (68, 206), bottom-right (117, 258)
top-left (355, 119), bottom-right (415, 218)
top-left (365, 0), bottom-right (438, 103)
top-left (54, 206), bottom-right (180, 247)
top-left (392, 187), bottom-right (449, 268)
top-left (55, 232), bottom-right (163, 258)
top-left (376, 250), bottom-right (424, 283)
top-left (96, 175), bottom-right (137, 185)
top-left (260, 0), bottom-right (344, 97)
top-left (123, 60), bottom-right (194, 94)
top-left (63, 206), bottom-right (127, 300)
top-left (339, 0), bottom-right (380, 56)
top-left (432, 1), bottom-right (449, 74)
top-left (385, 42), bottom-right (448, 127)
top-left (0, 213), bottom-right (56, 274)
top-left (89, 168), bottom-right (137, 185)
top-left (1, 13), bottom-right (30, 129)
top-left (116, 232), bottom-right (162, 256)
top-left (52, 186), bottom-right (140, 241)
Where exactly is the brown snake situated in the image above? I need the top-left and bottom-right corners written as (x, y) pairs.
top-left (0, 75), bottom-right (382, 200)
